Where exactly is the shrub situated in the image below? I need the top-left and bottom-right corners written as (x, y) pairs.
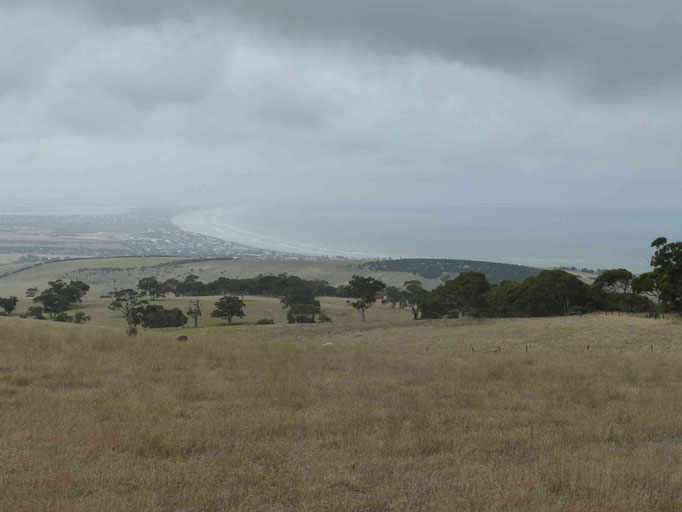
top-left (140, 305), bottom-right (188, 329)
top-left (256, 318), bottom-right (275, 325)
top-left (287, 303), bottom-right (319, 324)
top-left (318, 312), bottom-right (333, 323)
top-left (53, 313), bottom-right (73, 323)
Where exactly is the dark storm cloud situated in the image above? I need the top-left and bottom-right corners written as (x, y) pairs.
top-left (20, 0), bottom-right (682, 98)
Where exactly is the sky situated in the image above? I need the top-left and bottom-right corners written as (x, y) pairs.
top-left (1, 1), bottom-right (681, 217)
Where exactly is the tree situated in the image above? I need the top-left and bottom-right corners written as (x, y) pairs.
top-left (33, 280), bottom-right (90, 317)
top-left (108, 289), bottom-right (147, 327)
top-left (176, 275), bottom-right (204, 297)
top-left (74, 312), bottom-right (91, 324)
top-left (280, 281), bottom-right (321, 322)
top-left (186, 299), bottom-right (202, 328)
top-left (436, 272), bottom-right (491, 318)
top-left (402, 281), bottom-right (428, 319)
top-left (280, 285), bottom-right (319, 309)
top-left (512, 270), bottom-right (588, 317)
top-left (211, 296), bottom-right (246, 324)
top-left (140, 305), bottom-right (188, 328)
top-left (649, 236), bottom-right (682, 312)
top-left (632, 272), bottom-right (663, 302)
top-left (345, 275), bottom-right (386, 321)
top-left (487, 281), bottom-right (523, 317)
top-left (594, 269), bottom-right (634, 294)
top-left (417, 291), bottom-right (449, 319)
top-left (287, 303), bottom-right (320, 324)
top-left (382, 286), bottom-right (403, 308)
top-left (0, 296), bottom-right (18, 316)
top-left (22, 306), bottom-right (46, 320)
top-left (162, 278), bottom-right (180, 297)
top-left (137, 277), bottom-right (165, 300)
top-left (25, 287), bottom-right (38, 298)
top-left (486, 270), bottom-right (589, 317)
top-left (608, 293), bottom-right (655, 314)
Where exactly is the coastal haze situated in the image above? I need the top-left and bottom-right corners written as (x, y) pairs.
top-left (171, 205), bottom-right (679, 273)
top-left (1, 0), bottom-right (681, 271)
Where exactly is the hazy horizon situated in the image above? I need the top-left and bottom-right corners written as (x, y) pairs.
top-left (1, 1), bottom-right (681, 271)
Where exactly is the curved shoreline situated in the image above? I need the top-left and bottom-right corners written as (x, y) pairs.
top-left (172, 208), bottom-right (380, 259)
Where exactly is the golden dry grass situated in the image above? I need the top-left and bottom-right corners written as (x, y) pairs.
top-left (9, 296), bottom-right (416, 329)
top-left (1, 314), bottom-right (682, 511)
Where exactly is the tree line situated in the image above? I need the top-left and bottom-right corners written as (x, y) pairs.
top-left (2, 236), bottom-right (680, 327)
top-left (382, 237), bottom-right (682, 319)
top-left (135, 274), bottom-right (349, 300)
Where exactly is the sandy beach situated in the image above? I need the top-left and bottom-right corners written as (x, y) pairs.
top-left (172, 208), bottom-right (380, 259)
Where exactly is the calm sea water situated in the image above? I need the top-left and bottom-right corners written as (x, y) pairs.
top-left (173, 204), bottom-right (681, 273)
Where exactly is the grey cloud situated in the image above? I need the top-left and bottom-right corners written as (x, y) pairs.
top-left (1, 0), bottom-right (681, 218)
top-left (0, 8), bottom-right (79, 97)
top-left (21, 0), bottom-right (682, 98)
top-left (253, 93), bottom-right (329, 129)
top-left (88, 26), bottom-right (227, 110)
top-left (223, 0), bottom-right (682, 98)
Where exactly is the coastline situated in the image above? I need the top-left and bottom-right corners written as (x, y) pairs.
top-left (171, 208), bottom-right (381, 259)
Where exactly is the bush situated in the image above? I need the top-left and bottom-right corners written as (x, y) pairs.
top-left (140, 305), bottom-right (188, 329)
top-left (256, 318), bottom-right (275, 325)
top-left (287, 303), bottom-right (319, 324)
top-left (318, 312), bottom-right (333, 323)
top-left (74, 312), bottom-right (91, 324)
top-left (21, 307), bottom-right (46, 320)
top-left (53, 313), bottom-right (73, 323)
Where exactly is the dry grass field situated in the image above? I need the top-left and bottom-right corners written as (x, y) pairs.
top-left (2, 312), bottom-right (682, 511)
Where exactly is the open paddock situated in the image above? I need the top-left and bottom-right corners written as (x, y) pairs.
top-left (1, 314), bottom-right (682, 510)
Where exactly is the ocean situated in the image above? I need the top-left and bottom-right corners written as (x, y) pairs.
top-left (172, 204), bottom-right (681, 273)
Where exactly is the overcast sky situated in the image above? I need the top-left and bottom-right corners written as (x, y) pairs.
top-left (1, 0), bottom-right (681, 212)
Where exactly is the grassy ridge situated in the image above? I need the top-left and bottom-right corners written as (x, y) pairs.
top-left (1, 314), bottom-right (682, 510)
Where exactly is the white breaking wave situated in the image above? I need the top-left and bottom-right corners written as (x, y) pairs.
top-left (172, 208), bottom-right (380, 259)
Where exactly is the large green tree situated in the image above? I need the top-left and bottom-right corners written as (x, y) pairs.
top-left (490, 270), bottom-right (588, 317)
top-left (345, 275), bottom-right (386, 321)
top-left (593, 269), bottom-right (634, 294)
top-left (402, 280), bottom-right (429, 320)
top-left (211, 296), bottom-right (246, 324)
top-left (382, 286), bottom-right (403, 308)
top-left (108, 289), bottom-right (147, 327)
top-left (436, 272), bottom-right (491, 318)
top-left (137, 277), bottom-right (165, 300)
top-left (648, 237), bottom-right (682, 312)
top-left (33, 280), bottom-right (90, 317)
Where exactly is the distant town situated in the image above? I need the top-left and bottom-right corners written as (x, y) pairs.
top-left (0, 210), bottom-right (325, 262)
